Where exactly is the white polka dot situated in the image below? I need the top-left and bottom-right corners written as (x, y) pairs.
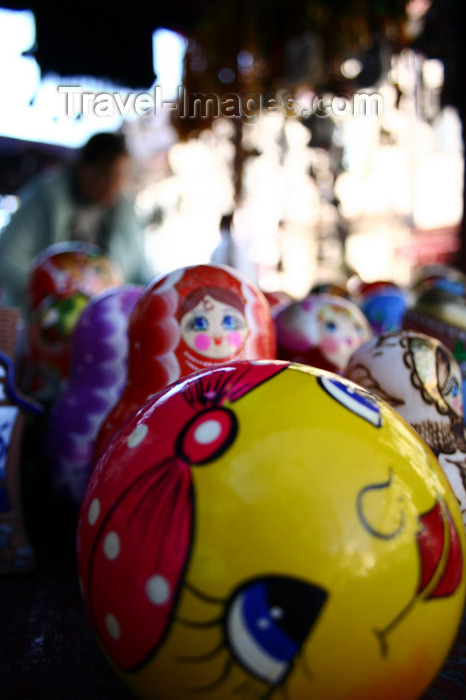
top-left (127, 424), bottom-right (148, 448)
top-left (194, 419), bottom-right (221, 445)
top-left (105, 613), bottom-right (121, 640)
top-left (103, 532), bottom-right (120, 560)
top-left (270, 607), bottom-right (283, 620)
top-left (146, 575), bottom-right (171, 606)
top-left (88, 499), bottom-right (100, 525)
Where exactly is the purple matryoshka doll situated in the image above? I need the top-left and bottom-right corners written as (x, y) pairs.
top-left (44, 285), bottom-right (143, 507)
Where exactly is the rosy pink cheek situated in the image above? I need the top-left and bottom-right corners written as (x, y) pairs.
top-left (194, 333), bottom-right (211, 351)
top-left (227, 331), bottom-right (243, 349)
top-left (320, 336), bottom-right (340, 353)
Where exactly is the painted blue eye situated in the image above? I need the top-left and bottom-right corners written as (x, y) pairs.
top-left (192, 315), bottom-right (208, 331)
top-left (318, 375), bottom-right (381, 427)
top-left (225, 576), bottom-right (327, 685)
top-left (324, 321), bottom-right (337, 332)
top-left (222, 313), bottom-right (245, 331)
top-left (222, 314), bottom-right (237, 330)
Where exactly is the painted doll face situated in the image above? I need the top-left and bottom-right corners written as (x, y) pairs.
top-left (180, 294), bottom-right (249, 359)
top-left (317, 305), bottom-right (368, 370)
top-left (77, 362), bottom-right (466, 700)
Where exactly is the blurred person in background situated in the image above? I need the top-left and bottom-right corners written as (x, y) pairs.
top-left (0, 131), bottom-right (153, 312)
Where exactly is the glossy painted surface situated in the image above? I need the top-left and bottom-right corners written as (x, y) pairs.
top-left (274, 293), bottom-right (371, 373)
top-left (93, 264), bottom-right (275, 460)
top-left (44, 285), bottom-right (143, 508)
top-left (355, 281), bottom-right (409, 335)
top-left (21, 243), bottom-right (122, 402)
top-left (344, 331), bottom-right (466, 527)
top-left (78, 361), bottom-right (466, 700)
top-left (28, 242), bottom-right (123, 311)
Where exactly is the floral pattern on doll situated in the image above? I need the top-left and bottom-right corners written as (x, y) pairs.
top-left (401, 336), bottom-right (466, 455)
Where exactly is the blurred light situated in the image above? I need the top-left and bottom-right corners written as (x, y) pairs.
top-left (0, 210), bottom-right (10, 229)
top-left (413, 151), bottom-right (463, 230)
top-left (153, 28), bottom-right (187, 99)
top-left (0, 7), bottom-right (35, 55)
top-left (422, 59), bottom-right (444, 89)
top-left (0, 195), bottom-right (20, 214)
top-left (406, 0), bottom-right (432, 20)
top-left (0, 13), bottom-right (187, 147)
top-left (218, 68), bottom-right (235, 84)
top-left (0, 8), bottom-right (121, 145)
top-left (238, 51), bottom-right (254, 69)
top-left (341, 58), bottom-right (363, 79)
top-left (191, 55), bottom-right (207, 72)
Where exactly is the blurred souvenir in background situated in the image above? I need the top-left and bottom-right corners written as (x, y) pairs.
top-left (411, 264), bottom-right (466, 299)
top-left (309, 281), bottom-right (351, 298)
top-left (0, 307), bottom-right (43, 575)
top-left (403, 285), bottom-right (466, 417)
top-left (344, 330), bottom-right (466, 527)
top-left (354, 280), bottom-right (409, 335)
top-left (93, 264), bottom-right (276, 460)
top-left (274, 293), bottom-right (371, 373)
top-left (78, 360), bottom-right (466, 700)
top-left (262, 289), bottom-right (294, 314)
top-left (44, 285), bottom-right (143, 509)
top-left (19, 242), bottom-right (123, 404)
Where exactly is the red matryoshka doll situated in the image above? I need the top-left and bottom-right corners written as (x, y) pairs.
top-left (0, 308), bottom-right (43, 575)
top-left (274, 293), bottom-right (371, 374)
top-left (20, 242), bottom-right (122, 403)
top-left (94, 264), bottom-right (275, 459)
